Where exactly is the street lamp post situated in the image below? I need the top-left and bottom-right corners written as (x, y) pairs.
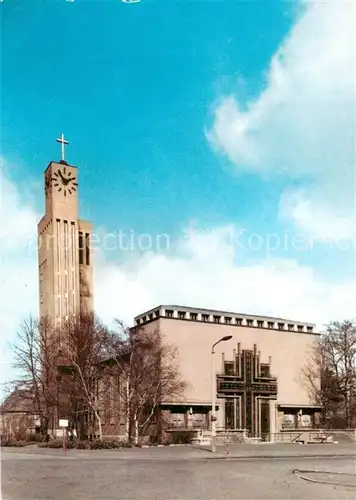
top-left (211, 335), bottom-right (233, 453)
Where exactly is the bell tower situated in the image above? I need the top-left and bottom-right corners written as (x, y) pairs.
top-left (37, 134), bottom-right (94, 326)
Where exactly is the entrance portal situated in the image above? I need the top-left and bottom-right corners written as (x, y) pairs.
top-left (217, 344), bottom-right (278, 437)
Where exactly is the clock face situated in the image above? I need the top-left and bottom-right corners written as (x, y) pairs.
top-left (51, 166), bottom-right (78, 197)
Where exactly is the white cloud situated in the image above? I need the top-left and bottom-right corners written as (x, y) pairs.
top-left (207, 0), bottom-right (356, 240)
top-left (95, 225), bottom-right (356, 330)
top-left (0, 163), bottom-right (40, 389)
top-left (1, 170), bottom-right (355, 393)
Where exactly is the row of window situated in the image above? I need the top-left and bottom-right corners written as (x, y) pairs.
top-left (137, 309), bottom-right (313, 332)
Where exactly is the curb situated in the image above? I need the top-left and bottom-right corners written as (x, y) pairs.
top-left (205, 453), bottom-right (356, 460)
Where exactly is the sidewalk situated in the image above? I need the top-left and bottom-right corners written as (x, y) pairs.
top-left (2, 441), bottom-right (355, 461)
top-left (203, 442), bottom-right (356, 460)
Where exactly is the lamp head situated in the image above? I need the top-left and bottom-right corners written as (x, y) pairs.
top-left (221, 335), bottom-right (233, 341)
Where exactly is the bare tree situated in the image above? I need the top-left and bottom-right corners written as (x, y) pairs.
top-left (8, 317), bottom-right (60, 440)
top-left (303, 320), bottom-right (356, 428)
top-left (58, 312), bottom-right (109, 441)
top-left (105, 322), bottom-right (186, 444)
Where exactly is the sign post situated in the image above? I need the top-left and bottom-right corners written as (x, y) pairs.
top-left (59, 419), bottom-right (69, 453)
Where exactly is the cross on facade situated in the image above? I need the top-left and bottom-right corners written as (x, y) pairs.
top-left (217, 346), bottom-right (278, 436)
top-left (56, 133), bottom-right (69, 162)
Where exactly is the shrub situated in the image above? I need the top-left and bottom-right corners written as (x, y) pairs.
top-left (1, 439), bottom-right (28, 447)
top-left (171, 431), bottom-right (195, 445)
top-left (85, 438), bottom-right (125, 450)
top-left (38, 440), bottom-right (74, 449)
top-left (75, 441), bottom-right (90, 449)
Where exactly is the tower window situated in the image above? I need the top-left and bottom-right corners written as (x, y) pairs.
top-left (85, 233), bottom-right (90, 265)
top-left (79, 232), bottom-right (84, 265)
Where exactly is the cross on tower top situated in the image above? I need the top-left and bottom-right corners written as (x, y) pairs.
top-left (56, 133), bottom-right (69, 162)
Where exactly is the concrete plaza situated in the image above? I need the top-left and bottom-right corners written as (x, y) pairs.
top-left (1, 443), bottom-right (356, 499)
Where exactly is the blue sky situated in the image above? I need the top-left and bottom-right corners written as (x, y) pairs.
top-left (3, 1), bottom-right (353, 275)
top-left (1, 0), bottom-right (355, 386)
top-left (3, 1), bottom-right (292, 234)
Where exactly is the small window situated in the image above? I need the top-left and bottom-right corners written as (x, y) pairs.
top-left (307, 326), bottom-right (313, 332)
top-left (224, 362), bottom-right (234, 375)
top-left (247, 319), bottom-right (253, 327)
top-left (288, 324), bottom-right (295, 331)
top-left (268, 322), bottom-right (274, 329)
top-left (297, 325), bottom-right (303, 332)
top-left (149, 313), bottom-right (153, 320)
top-left (236, 318), bottom-right (242, 326)
top-left (190, 313), bottom-right (197, 321)
top-left (154, 310), bottom-right (159, 318)
top-left (260, 364), bottom-right (270, 377)
top-left (213, 315), bottom-right (220, 323)
top-left (178, 311), bottom-right (185, 320)
top-left (257, 320), bottom-right (264, 328)
top-left (166, 310), bottom-right (174, 318)
top-left (225, 317), bottom-right (231, 324)
top-left (202, 314), bottom-right (209, 322)
top-left (278, 323), bottom-right (284, 330)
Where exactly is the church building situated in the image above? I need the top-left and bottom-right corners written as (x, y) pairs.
top-left (36, 140), bottom-right (320, 439)
top-left (1, 141), bottom-right (322, 442)
top-left (134, 305), bottom-right (321, 439)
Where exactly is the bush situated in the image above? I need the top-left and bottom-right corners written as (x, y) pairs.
top-left (75, 441), bottom-right (90, 449)
top-left (38, 440), bottom-right (74, 449)
top-left (37, 438), bottom-right (132, 450)
top-left (171, 431), bottom-right (195, 445)
top-left (81, 438), bottom-right (127, 450)
top-left (1, 439), bottom-right (28, 447)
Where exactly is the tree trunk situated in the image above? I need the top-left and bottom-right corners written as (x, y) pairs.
top-left (125, 380), bottom-right (130, 442)
top-left (94, 409), bottom-right (103, 441)
top-left (133, 411), bottom-right (139, 445)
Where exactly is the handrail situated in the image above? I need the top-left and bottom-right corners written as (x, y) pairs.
top-left (292, 433), bottom-right (302, 442)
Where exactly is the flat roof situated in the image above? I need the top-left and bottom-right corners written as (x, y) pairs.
top-left (134, 304), bottom-right (315, 327)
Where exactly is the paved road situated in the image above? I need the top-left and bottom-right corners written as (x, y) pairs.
top-left (2, 445), bottom-right (356, 499)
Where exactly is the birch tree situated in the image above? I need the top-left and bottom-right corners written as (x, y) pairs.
top-left (58, 312), bottom-right (109, 441)
top-left (106, 321), bottom-right (186, 444)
